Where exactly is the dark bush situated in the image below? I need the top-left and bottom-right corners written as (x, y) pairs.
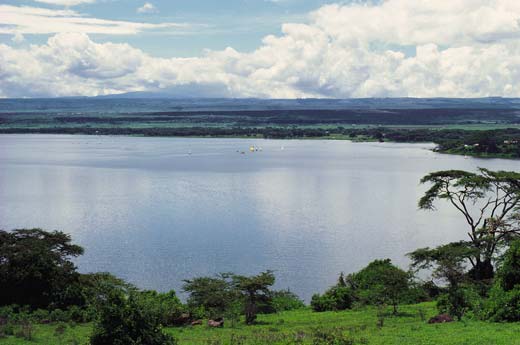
top-left (483, 241), bottom-right (520, 321)
top-left (311, 286), bottom-right (355, 312)
top-left (90, 288), bottom-right (177, 345)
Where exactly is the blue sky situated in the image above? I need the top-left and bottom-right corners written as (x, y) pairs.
top-left (0, 0), bottom-right (341, 56)
top-left (1, 0), bottom-right (520, 98)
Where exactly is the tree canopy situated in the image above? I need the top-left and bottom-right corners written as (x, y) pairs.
top-left (418, 168), bottom-right (520, 280)
top-left (0, 229), bottom-right (84, 308)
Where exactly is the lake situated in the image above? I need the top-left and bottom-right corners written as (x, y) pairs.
top-left (1, 135), bottom-right (519, 301)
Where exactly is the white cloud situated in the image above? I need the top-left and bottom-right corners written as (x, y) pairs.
top-left (2, 0), bottom-right (520, 98)
top-left (0, 5), bottom-right (183, 35)
top-left (11, 32), bottom-right (25, 44)
top-left (32, 0), bottom-right (97, 6)
top-left (137, 2), bottom-right (158, 14)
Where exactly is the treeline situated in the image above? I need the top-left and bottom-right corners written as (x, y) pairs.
top-left (3, 108), bottom-right (520, 125)
top-left (2, 126), bottom-right (520, 157)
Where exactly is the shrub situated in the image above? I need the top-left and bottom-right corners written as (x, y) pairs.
top-left (349, 259), bottom-right (411, 314)
top-left (483, 241), bottom-right (520, 322)
top-left (484, 285), bottom-right (520, 321)
top-left (14, 322), bottom-right (33, 341)
top-left (436, 286), bottom-right (483, 320)
top-left (138, 290), bottom-right (184, 326)
top-left (49, 308), bottom-right (68, 323)
top-left (311, 286), bottom-right (355, 312)
top-left (90, 288), bottom-right (177, 345)
top-left (270, 290), bottom-right (305, 312)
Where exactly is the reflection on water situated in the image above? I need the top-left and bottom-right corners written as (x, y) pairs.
top-left (1, 135), bottom-right (519, 300)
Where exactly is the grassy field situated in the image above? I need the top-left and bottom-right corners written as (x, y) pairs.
top-left (2, 303), bottom-right (519, 345)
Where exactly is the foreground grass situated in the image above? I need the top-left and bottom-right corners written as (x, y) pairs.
top-left (2, 303), bottom-right (520, 344)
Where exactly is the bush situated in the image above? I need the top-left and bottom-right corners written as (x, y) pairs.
top-left (49, 309), bottom-right (68, 323)
top-left (90, 288), bottom-right (177, 345)
top-left (311, 286), bottom-right (355, 312)
top-left (349, 259), bottom-right (411, 314)
top-left (14, 322), bottom-right (33, 341)
top-left (436, 286), bottom-right (483, 320)
top-left (270, 290), bottom-right (305, 312)
top-left (138, 290), bottom-right (185, 326)
top-left (484, 285), bottom-right (520, 321)
top-left (483, 241), bottom-right (520, 322)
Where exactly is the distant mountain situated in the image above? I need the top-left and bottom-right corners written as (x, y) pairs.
top-left (91, 94), bottom-right (520, 110)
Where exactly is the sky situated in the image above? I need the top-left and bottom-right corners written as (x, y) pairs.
top-left (1, 0), bottom-right (520, 98)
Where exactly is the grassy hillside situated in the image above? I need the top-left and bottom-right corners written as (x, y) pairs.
top-left (2, 303), bottom-right (519, 345)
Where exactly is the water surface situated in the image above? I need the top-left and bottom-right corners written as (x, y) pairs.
top-left (1, 135), bottom-right (519, 300)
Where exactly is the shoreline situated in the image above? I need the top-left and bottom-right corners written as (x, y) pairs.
top-left (1, 130), bottom-right (518, 160)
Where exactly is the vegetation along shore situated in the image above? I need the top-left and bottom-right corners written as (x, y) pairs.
top-left (2, 168), bottom-right (520, 344)
top-left (3, 98), bottom-right (520, 158)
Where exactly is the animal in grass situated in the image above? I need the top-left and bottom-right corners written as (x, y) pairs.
top-left (172, 313), bottom-right (191, 326)
top-left (191, 320), bottom-right (203, 326)
top-left (428, 314), bottom-right (454, 324)
top-left (208, 318), bottom-right (224, 328)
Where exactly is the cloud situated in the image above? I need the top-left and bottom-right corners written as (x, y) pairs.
top-left (2, 0), bottom-right (520, 98)
top-left (32, 0), bottom-right (97, 6)
top-left (0, 5), bottom-right (183, 35)
top-left (11, 32), bottom-right (25, 44)
top-left (137, 2), bottom-right (158, 14)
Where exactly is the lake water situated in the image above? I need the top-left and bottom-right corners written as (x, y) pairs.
top-left (1, 135), bottom-right (519, 301)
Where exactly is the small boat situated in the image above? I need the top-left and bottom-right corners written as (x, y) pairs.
top-left (250, 146), bottom-right (255, 152)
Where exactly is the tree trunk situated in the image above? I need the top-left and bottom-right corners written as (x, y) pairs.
top-left (244, 300), bottom-right (257, 325)
top-left (470, 258), bottom-right (494, 281)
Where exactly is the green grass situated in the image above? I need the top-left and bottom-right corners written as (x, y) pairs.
top-left (2, 303), bottom-right (520, 344)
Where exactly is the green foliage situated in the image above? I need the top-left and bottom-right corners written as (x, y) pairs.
top-left (184, 271), bottom-right (279, 325)
top-left (436, 287), bottom-right (483, 321)
top-left (417, 169), bottom-right (520, 281)
top-left (90, 288), bottom-right (177, 345)
top-left (483, 240), bottom-right (520, 321)
top-left (311, 286), bottom-right (355, 312)
top-left (270, 290), bottom-right (305, 313)
top-left (183, 274), bottom-right (237, 319)
top-left (137, 290), bottom-right (184, 326)
top-left (483, 285), bottom-right (520, 322)
top-left (0, 229), bottom-right (84, 309)
top-left (312, 260), bottom-right (411, 313)
top-left (408, 242), bottom-right (478, 287)
top-left (232, 271), bottom-right (276, 325)
top-left (348, 259), bottom-right (411, 314)
top-left (496, 240), bottom-right (520, 291)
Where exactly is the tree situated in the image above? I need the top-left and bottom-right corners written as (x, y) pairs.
top-left (182, 273), bottom-right (237, 319)
top-left (348, 259), bottom-right (410, 314)
top-left (232, 271), bottom-right (275, 324)
top-left (419, 169), bottom-right (520, 280)
top-left (409, 243), bottom-right (482, 320)
top-left (90, 287), bottom-right (177, 345)
top-left (0, 229), bottom-right (84, 308)
top-left (408, 242), bottom-right (478, 289)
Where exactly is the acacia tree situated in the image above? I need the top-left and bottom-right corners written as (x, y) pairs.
top-left (0, 229), bottom-right (84, 308)
top-left (182, 273), bottom-right (237, 319)
top-left (418, 168), bottom-right (520, 280)
top-left (232, 271), bottom-right (275, 324)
